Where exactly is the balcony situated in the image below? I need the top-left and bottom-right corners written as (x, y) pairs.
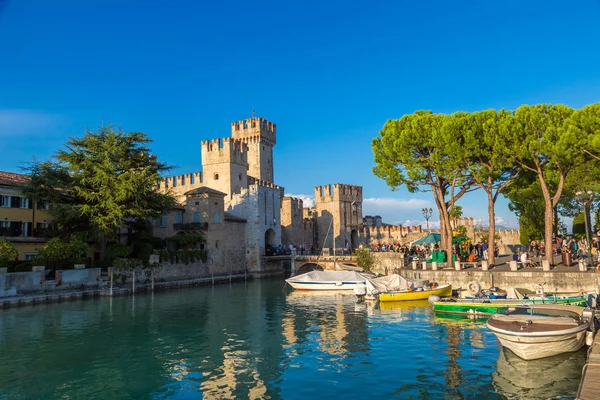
top-left (173, 222), bottom-right (208, 231)
top-left (0, 227), bottom-right (21, 237)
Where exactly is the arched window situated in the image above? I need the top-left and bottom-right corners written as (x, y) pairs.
top-left (214, 173), bottom-right (219, 180)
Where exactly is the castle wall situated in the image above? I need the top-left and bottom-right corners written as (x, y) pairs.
top-left (314, 184), bottom-right (363, 249)
top-left (158, 172), bottom-right (203, 203)
top-left (281, 197), bottom-right (304, 247)
top-left (228, 182), bottom-right (282, 274)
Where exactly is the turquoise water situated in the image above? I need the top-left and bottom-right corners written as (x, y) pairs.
top-left (0, 280), bottom-right (585, 399)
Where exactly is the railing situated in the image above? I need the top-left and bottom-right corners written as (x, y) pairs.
top-left (265, 248), bottom-right (356, 257)
top-left (173, 222), bottom-right (208, 231)
top-left (0, 227), bottom-right (21, 237)
top-left (33, 228), bottom-right (53, 238)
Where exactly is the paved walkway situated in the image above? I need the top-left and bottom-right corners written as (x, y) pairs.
top-left (577, 322), bottom-right (600, 399)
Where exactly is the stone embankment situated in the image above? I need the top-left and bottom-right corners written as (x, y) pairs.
top-left (0, 273), bottom-right (251, 309)
top-left (372, 253), bottom-right (600, 293)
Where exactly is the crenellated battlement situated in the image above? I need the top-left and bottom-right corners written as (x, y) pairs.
top-left (282, 196), bottom-right (304, 212)
top-left (201, 138), bottom-right (248, 166)
top-left (314, 183), bottom-right (362, 203)
top-left (158, 171), bottom-right (203, 191)
top-left (248, 176), bottom-right (282, 190)
top-left (454, 217), bottom-right (475, 227)
top-left (231, 117), bottom-right (276, 144)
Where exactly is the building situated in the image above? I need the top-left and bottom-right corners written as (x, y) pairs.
top-left (157, 116), bottom-right (283, 275)
top-left (0, 171), bottom-right (53, 260)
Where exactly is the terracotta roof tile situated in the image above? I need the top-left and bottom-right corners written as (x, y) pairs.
top-left (0, 171), bottom-right (28, 187)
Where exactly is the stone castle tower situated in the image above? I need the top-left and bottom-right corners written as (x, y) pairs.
top-left (313, 184), bottom-right (363, 250)
top-left (200, 138), bottom-right (248, 200)
top-left (231, 117), bottom-right (276, 183)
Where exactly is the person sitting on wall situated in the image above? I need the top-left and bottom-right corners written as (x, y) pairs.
top-left (467, 252), bottom-right (477, 263)
top-left (512, 252), bottom-right (519, 262)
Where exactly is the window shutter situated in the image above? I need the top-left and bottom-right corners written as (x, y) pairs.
top-left (11, 197), bottom-right (19, 208)
top-left (28, 199), bottom-right (33, 209)
top-left (27, 222), bottom-right (32, 236)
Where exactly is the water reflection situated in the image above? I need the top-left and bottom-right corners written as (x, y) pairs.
top-left (284, 291), bottom-right (369, 356)
top-left (0, 281), bottom-right (583, 399)
top-left (492, 347), bottom-right (586, 399)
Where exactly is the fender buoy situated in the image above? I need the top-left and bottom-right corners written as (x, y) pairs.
top-left (596, 264), bottom-right (600, 274)
top-left (467, 280), bottom-right (482, 296)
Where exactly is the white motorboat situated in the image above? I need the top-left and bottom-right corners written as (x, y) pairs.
top-left (486, 304), bottom-right (595, 360)
top-left (285, 270), bottom-right (367, 291)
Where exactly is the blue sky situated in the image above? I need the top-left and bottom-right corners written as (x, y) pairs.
top-left (1, 0), bottom-right (599, 229)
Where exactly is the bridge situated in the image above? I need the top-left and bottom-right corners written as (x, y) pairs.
top-left (263, 252), bottom-right (359, 276)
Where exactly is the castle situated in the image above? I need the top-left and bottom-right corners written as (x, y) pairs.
top-left (156, 115), bottom-right (376, 274)
top-left (155, 115), bottom-right (520, 276)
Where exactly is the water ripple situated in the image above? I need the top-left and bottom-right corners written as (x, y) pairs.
top-left (0, 282), bottom-right (586, 399)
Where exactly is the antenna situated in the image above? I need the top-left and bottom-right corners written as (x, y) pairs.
top-left (252, 106), bottom-right (255, 118)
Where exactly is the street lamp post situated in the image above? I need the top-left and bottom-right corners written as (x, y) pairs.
top-left (575, 191), bottom-right (594, 267)
top-left (422, 208), bottom-right (433, 234)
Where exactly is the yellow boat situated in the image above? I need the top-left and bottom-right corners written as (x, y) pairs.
top-left (379, 284), bottom-right (452, 302)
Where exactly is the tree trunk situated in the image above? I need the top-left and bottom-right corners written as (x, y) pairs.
top-left (486, 190), bottom-right (496, 266)
top-left (544, 200), bottom-right (554, 265)
top-left (553, 205), bottom-right (559, 237)
top-left (99, 237), bottom-right (107, 261)
top-left (536, 164), bottom-right (565, 266)
top-left (439, 207), bottom-right (453, 261)
top-left (432, 183), bottom-right (451, 256)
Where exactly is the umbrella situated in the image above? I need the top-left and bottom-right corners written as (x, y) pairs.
top-left (411, 233), bottom-right (441, 245)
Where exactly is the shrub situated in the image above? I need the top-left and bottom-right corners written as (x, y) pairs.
top-left (0, 240), bottom-right (18, 268)
top-left (113, 257), bottom-right (142, 270)
top-left (107, 243), bottom-right (133, 259)
top-left (353, 247), bottom-right (374, 272)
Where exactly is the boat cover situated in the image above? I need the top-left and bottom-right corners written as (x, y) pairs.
top-left (365, 274), bottom-right (429, 294)
top-left (286, 270), bottom-right (367, 283)
top-left (506, 287), bottom-right (526, 299)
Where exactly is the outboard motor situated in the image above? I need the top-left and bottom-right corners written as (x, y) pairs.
top-left (354, 286), bottom-right (367, 302)
top-left (586, 292), bottom-right (598, 309)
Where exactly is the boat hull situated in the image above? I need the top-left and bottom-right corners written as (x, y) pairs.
top-left (492, 330), bottom-right (586, 361)
top-left (286, 281), bottom-right (366, 291)
top-left (433, 297), bottom-right (586, 316)
top-left (379, 284), bottom-right (452, 302)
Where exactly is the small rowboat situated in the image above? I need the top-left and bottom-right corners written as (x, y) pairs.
top-left (486, 304), bottom-right (595, 360)
top-left (432, 295), bottom-right (587, 317)
top-left (379, 284), bottom-right (452, 302)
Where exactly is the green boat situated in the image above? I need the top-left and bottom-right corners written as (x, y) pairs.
top-left (432, 295), bottom-right (588, 317)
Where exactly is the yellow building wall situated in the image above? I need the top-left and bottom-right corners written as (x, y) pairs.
top-left (1, 187), bottom-right (54, 261)
top-left (13, 243), bottom-right (46, 260)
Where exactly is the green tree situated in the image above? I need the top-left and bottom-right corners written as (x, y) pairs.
top-left (0, 240), bottom-right (18, 268)
top-left (372, 111), bottom-right (475, 256)
top-left (557, 160), bottom-right (600, 246)
top-left (21, 126), bottom-right (175, 259)
top-left (506, 104), bottom-right (582, 264)
top-left (455, 109), bottom-right (519, 266)
top-left (353, 247), bottom-right (374, 272)
top-left (449, 205), bottom-right (463, 229)
top-left (573, 213), bottom-right (585, 236)
top-left (576, 103), bottom-right (600, 161)
top-left (506, 173), bottom-right (546, 245)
